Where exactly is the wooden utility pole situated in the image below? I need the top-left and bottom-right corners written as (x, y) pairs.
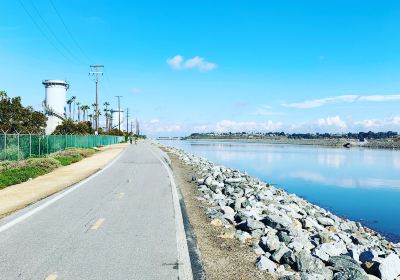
top-left (115, 95), bottom-right (122, 132)
top-left (126, 108), bottom-right (129, 133)
top-left (135, 118), bottom-right (139, 135)
top-left (89, 65), bottom-right (104, 134)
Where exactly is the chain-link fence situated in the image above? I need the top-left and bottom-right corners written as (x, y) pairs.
top-left (0, 134), bottom-right (124, 161)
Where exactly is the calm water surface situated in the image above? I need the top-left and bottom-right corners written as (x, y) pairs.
top-left (161, 140), bottom-right (400, 242)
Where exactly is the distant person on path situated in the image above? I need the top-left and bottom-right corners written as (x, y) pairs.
top-left (129, 137), bottom-right (132, 144)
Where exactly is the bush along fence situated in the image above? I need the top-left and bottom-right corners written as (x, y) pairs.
top-left (0, 134), bottom-right (124, 161)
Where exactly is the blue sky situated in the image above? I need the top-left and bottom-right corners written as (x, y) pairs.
top-left (1, 0), bottom-right (400, 136)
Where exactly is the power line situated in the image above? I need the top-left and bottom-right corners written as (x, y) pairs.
top-left (18, 0), bottom-right (74, 63)
top-left (28, 0), bottom-right (81, 64)
top-left (48, 0), bottom-right (92, 63)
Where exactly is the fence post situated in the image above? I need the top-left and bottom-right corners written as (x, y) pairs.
top-left (2, 130), bottom-right (8, 160)
top-left (29, 132), bottom-right (32, 158)
top-left (15, 132), bottom-right (20, 161)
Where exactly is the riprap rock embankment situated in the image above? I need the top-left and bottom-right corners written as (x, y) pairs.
top-left (165, 146), bottom-right (400, 280)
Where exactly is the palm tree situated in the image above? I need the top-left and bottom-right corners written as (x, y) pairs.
top-left (81, 105), bottom-right (89, 121)
top-left (67, 98), bottom-right (73, 119)
top-left (88, 114), bottom-right (93, 127)
top-left (0, 90), bottom-right (7, 100)
top-left (76, 102), bottom-right (81, 121)
top-left (103, 101), bottom-right (110, 131)
top-left (91, 103), bottom-right (97, 126)
top-left (105, 111), bottom-right (111, 131)
top-left (104, 108), bottom-right (110, 131)
top-left (71, 96), bottom-right (76, 121)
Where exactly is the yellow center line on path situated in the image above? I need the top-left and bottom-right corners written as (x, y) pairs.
top-left (117, 192), bottom-right (125, 199)
top-left (91, 218), bottom-right (105, 230)
top-left (44, 274), bottom-right (58, 280)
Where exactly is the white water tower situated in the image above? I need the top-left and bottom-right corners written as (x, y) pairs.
top-left (42, 80), bottom-right (69, 135)
top-left (111, 109), bottom-right (124, 130)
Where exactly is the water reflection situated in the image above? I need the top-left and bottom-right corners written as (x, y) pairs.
top-left (317, 153), bottom-right (346, 168)
top-left (161, 140), bottom-right (400, 242)
top-left (289, 171), bottom-right (400, 189)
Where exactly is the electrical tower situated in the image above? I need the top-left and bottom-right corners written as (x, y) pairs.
top-left (89, 65), bottom-right (104, 134)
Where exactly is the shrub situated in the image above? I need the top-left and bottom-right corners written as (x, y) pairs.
top-left (52, 148), bottom-right (95, 159)
top-left (26, 158), bottom-right (61, 171)
top-left (53, 154), bottom-right (82, 166)
top-left (0, 167), bottom-right (49, 189)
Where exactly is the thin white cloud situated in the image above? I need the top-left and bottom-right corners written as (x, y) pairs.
top-left (167, 55), bottom-right (217, 72)
top-left (253, 105), bottom-right (283, 116)
top-left (283, 95), bottom-right (400, 109)
top-left (166, 55), bottom-right (184, 70)
top-left (142, 120), bottom-right (183, 133)
top-left (130, 88), bottom-right (142, 94)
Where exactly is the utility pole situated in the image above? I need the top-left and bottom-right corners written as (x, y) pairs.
top-left (135, 118), bottom-right (140, 136)
top-left (115, 95), bottom-right (122, 132)
top-left (89, 65), bottom-right (104, 134)
top-left (130, 120), bottom-right (133, 134)
top-left (126, 108), bottom-right (129, 133)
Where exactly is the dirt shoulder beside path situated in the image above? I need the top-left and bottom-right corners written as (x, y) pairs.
top-left (168, 152), bottom-right (275, 280)
top-left (0, 143), bottom-right (127, 218)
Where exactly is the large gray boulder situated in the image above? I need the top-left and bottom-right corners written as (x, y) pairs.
top-left (262, 214), bottom-right (292, 230)
top-left (327, 256), bottom-right (368, 280)
top-left (295, 251), bottom-right (333, 279)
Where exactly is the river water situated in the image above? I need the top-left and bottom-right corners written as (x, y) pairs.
top-left (160, 140), bottom-right (400, 242)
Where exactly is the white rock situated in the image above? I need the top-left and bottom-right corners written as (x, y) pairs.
top-left (256, 255), bottom-right (277, 272)
top-left (379, 253), bottom-right (400, 280)
top-left (316, 241), bottom-right (347, 257)
top-left (316, 216), bottom-right (335, 226)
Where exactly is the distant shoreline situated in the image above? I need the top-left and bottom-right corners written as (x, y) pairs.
top-left (175, 137), bottom-right (400, 150)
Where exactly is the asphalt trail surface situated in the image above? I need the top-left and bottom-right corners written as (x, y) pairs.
top-left (0, 142), bottom-right (182, 280)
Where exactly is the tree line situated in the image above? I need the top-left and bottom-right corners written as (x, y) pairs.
top-left (188, 131), bottom-right (399, 140)
top-left (0, 90), bottom-right (125, 135)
